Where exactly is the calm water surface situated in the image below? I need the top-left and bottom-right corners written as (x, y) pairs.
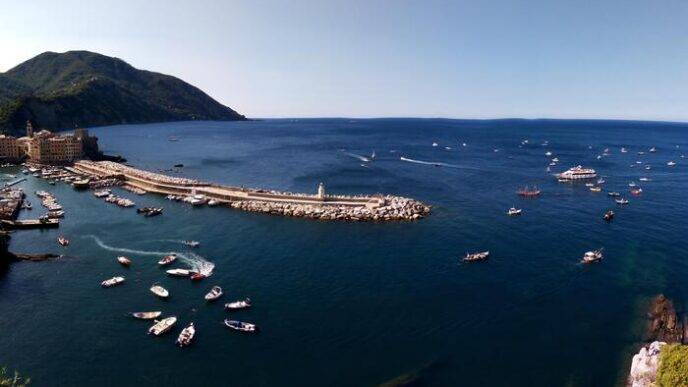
top-left (1, 118), bottom-right (687, 386)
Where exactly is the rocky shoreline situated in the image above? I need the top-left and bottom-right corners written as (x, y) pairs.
top-left (227, 195), bottom-right (431, 221)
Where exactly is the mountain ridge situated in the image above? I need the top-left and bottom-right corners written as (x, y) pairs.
top-left (0, 50), bottom-right (245, 134)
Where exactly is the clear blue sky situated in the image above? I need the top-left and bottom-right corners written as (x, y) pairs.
top-left (1, 0), bottom-right (687, 121)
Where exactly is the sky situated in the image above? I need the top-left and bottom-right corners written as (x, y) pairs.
top-left (1, 0), bottom-right (687, 121)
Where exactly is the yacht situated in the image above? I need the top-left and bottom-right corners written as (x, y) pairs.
top-left (556, 166), bottom-right (597, 180)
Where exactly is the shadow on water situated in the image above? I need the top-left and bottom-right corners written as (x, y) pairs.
top-left (377, 359), bottom-right (448, 387)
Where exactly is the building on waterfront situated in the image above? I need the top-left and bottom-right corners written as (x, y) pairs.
top-left (0, 121), bottom-right (99, 164)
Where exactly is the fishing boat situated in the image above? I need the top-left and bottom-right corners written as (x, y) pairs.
top-left (131, 311), bottom-right (162, 320)
top-left (224, 319), bottom-right (258, 333)
top-left (190, 272), bottom-right (207, 281)
top-left (150, 285), bottom-right (169, 298)
top-left (182, 240), bottom-right (200, 248)
top-left (516, 186), bottom-right (541, 197)
top-left (507, 207), bottom-right (522, 216)
top-left (603, 210), bottom-right (614, 222)
top-left (148, 317), bottom-right (177, 336)
top-left (607, 191), bottom-right (621, 197)
top-left (225, 298), bottom-right (252, 310)
top-left (204, 286), bottom-right (223, 301)
top-left (176, 323), bottom-right (195, 347)
top-left (117, 256), bottom-right (132, 266)
top-left (581, 249), bottom-right (603, 264)
top-left (166, 268), bottom-right (191, 277)
top-left (101, 276), bottom-right (125, 287)
top-left (589, 186), bottom-right (602, 192)
top-left (158, 254), bottom-right (177, 266)
top-left (57, 236), bottom-right (69, 246)
top-left (667, 161), bottom-right (677, 166)
top-left (463, 251), bottom-right (489, 262)
top-left (615, 198), bottom-right (629, 205)
top-left (555, 165), bottom-right (597, 180)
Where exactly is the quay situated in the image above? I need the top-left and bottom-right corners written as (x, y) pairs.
top-left (1, 219), bottom-right (60, 229)
top-left (73, 160), bottom-right (430, 221)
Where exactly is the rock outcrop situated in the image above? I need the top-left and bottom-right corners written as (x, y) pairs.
top-left (646, 294), bottom-right (683, 343)
top-left (628, 341), bottom-right (665, 387)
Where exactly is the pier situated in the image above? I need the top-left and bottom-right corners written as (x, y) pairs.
top-left (1, 219), bottom-right (60, 229)
top-left (73, 160), bottom-right (430, 221)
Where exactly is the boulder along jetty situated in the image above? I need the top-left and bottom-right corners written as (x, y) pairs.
top-left (72, 161), bottom-right (430, 221)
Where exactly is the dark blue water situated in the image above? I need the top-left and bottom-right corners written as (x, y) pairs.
top-left (1, 119), bottom-right (687, 386)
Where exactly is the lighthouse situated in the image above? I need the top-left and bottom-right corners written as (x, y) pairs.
top-left (317, 182), bottom-right (326, 199)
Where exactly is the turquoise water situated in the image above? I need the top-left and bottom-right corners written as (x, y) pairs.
top-left (1, 118), bottom-right (687, 386)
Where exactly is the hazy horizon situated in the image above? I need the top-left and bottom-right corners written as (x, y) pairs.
top-left (2, 1), bottom-right (687, 121)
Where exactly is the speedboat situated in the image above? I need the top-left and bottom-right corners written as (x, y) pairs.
top-left (507, 207), bottom-right (522, 216)
top-left (117, 256), bottom-right (132, 266)
top-left (581, 249), bottom-right (603, 264)
top-left (603, 210), bottom-right (614, 222)
top-left (204, 286), bottom-right (223, 301)
top-left (182, 240), bottom-right (200, 248)
top-left (463, 251), bottom-right (490, 262)
top-left (667, 161), bottom-right (677, 167)
top-left (166, 268), bottom-right (191, 277)
top-left (176, 322), bottom-right (195, 347)
top-left (131, 311), bottom-right (162, 320)
top-left (57, 236), bottom-right (69, 246)
top-left (615, 198), bottom-right (629, 205)
top-left (101, 276), bottom-right (125, 287)
top-left (150, 285), bottom-right (169, 298)
top-left (225, 298), bottom-right (252, 310)
top-left (158, 254), bottom-right (177, 266)
top-left (148, 317), bottom-right (177, 336)
top-left (224, 319), bottom-right (257, 333)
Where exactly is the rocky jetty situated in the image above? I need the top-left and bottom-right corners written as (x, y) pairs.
top-left (646, 294), bottom-right (683, 343)
top-left (227, 195), bottom-right (431, 222)
top-left (628, 341), bottom-right (665, 387)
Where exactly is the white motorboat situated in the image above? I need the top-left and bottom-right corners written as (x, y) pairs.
top-left (224, 319), bottom-right (257, 333)
top-left (101, 276), bottom-right (125, 287)
top-left (176, 323), bottom-right (196, 347)
top-left (589, 186), bottom-right (602, 192)
top-left (507, 207), bottom-right (522, 216)
top-left (621, 147), bottom-right (628, 153)
top-left (166, 268), bottom-right (191, 277)
top-left (182, 240), bottom-right (200, 247)
top-left (649, 147), bottom-right (657, 153)
top-left (148, 317), bottom-right (177, 336)
top-left (132, 311), bottom-right (162, 320)
top-left (667, 161), bottom-right (676, 166)
top-left (158, 254), bottom-right (177, 266)
top-left (463, 251), bottom-right (490, 262)
top-left (555, 165), bottom-right (597, 180)
top-left (615, 198), bottom-right (629, 205)
top-left (225, 298), bottom-right (252, 310)
top-left (204, 286), bottom-right (223, 301)
top-left (117, 256), bottom-right (132, 266)
top-left (150, 285), bottom-right (169, 298)
top-left (582, 249), bottom-right (603, 264)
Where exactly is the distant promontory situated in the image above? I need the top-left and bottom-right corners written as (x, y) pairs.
top-left (0, 50), bottom-right (245, 134)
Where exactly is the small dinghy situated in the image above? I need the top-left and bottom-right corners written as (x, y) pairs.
top-left (182, 240), bottom-right (200, 247)
top-left (148, 316), bottom-right (177, 336)
top-left (57, 236), bottom-right (69, 246)
top-left (463, 251), bottom-right (489, 262)
top-left (224, 319), bottom-right (258, 333)
top-left (158, 254), bottom-right (177, 266)
top-left (582, 249), bottom-right (604, 264)
top-left (204, 286), bottom-right (223, 301)
top-left (176, 322), bottom-right (195, 347)
top-left (225, 298), bottom-right (252, 310)
top-left (117, 256), bottom-right (132, 266)
top-left (166, 268), bottom-right (191, 277)
top-left (101, 276), bottom-right (125, 287)
top-left (132, 311), bottom-right (162, 320)
top-left (150, 285), bottom-right (169, 298)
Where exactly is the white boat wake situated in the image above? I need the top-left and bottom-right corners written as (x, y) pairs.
top-left (399, 156), bottom-right (463, 169)
top-left (341, 150), bottom-right (374, 163)
top-left (85, 235), bottom-right (215, 274)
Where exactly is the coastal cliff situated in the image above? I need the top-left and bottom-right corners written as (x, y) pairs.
top-left (0, 51), bottom-right (245, 134)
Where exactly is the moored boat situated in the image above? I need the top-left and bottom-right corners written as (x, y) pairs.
top-left (607, 191), bottom-right (621, 197)
top-left (667, 161), bottom-right (677, 166)
top-left (101, 276), bottom-right (125, 287)
top-left (581, 249), bottom-right (603, 264)
top-left (463, 251), bottom-right (489, 262)
top-left (57, 236), bottom-right (69, 246)
top-left (166, 268), bottom-right (191, 277)
top-left (148, 317), bottom-right (177, 336)
top-left (183, 240), bottom-right (200, 247)
top-left (224, 319), bottom-right (258, 333)
top-left (630, 187), bottom-right (643, 196)
top-left (117, 256), bottom-right (132, 266)
top-left (150, 285), bottom-right (170, 298)
top-left (190, 272), bottom-right (207, 281)
top-left (204, 286), bottom-right (223, 301)
top-left (589, 186), bottom-right (602, 192)
top-left (132, 311), bottom-right (162, 320)
top-left (603, 210), bottom-right (614, 222)
top-left (225, 298), bottom-right (252, 310)
top-left (615, 198), bottom-right (629, 205)
top-left (176, 322), bottom-right (195, 347)
top-left (158, 254), bottom-right (177, 266)
top-left (507, 207), bottom-right (522, 216)
top-left (516, 186), bottom-right (541, 197)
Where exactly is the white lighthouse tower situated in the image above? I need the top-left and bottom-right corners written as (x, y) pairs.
top-left (317, 182), bottom-right (326, 199)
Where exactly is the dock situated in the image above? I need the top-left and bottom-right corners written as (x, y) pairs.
top-left (1, 219), bottom-right (60, 229)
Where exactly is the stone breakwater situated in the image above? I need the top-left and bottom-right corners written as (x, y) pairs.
top-left (73, 160), bottom-right (430, 222)
top-left (229, 196), bottom-right (430, 221)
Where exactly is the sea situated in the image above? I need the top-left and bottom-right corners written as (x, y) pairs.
top-left (0, 118), bottom-right (687, 386)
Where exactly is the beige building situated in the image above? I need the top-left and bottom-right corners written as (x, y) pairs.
top-left (1, 121), bottom-right (95, 164)
top-left (0, 135), bottom-right (22, 160)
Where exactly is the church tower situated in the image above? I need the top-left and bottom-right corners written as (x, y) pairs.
top-left (26, 120), bottom-right (34, 138)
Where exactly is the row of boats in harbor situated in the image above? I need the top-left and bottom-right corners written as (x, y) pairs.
top-left (165, 194), bottom-right (220, 207)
